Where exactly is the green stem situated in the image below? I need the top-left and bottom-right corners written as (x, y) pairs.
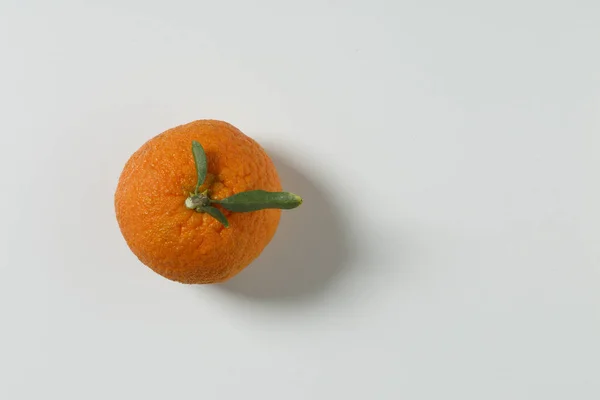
top-left (186, 141), bottom-right (302, 228)
top-left (185, 193), bottom-right (210, 210)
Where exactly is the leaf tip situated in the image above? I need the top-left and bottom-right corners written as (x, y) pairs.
top-left (290, 193), bottom-right (303, 207)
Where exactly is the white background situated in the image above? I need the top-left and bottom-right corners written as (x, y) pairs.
top-left (1, 1), bottom-right (599, 399)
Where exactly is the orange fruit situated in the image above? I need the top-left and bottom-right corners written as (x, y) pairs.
top-left (115, 120), bottom-right (297, 284)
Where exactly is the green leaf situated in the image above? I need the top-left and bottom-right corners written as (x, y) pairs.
top-left (215, 190), bottom-right (303, 212)
top-left (191, 141), bottom-right (207, 194)
top-left (199, 206), bottom-right (229, 227)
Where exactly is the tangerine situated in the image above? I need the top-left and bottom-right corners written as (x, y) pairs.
top-left (115, 120), bottom-right (300, 284)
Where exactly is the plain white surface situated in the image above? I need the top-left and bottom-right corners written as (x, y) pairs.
top-left (1, 1), bottom-right (599, 399)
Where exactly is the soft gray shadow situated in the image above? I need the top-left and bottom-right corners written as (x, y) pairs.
top-left (216, 148), bottom-right (352, 302)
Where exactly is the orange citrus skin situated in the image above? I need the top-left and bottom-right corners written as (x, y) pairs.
top-left (115, 120), bottom-right (282, 284)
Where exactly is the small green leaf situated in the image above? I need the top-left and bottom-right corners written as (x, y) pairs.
top-left (191, 141), bottom-right (207, 194)
top-left (215, 190), bottom-right (303, 212)
top-left (199, 206), bottom-right (229, 227)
